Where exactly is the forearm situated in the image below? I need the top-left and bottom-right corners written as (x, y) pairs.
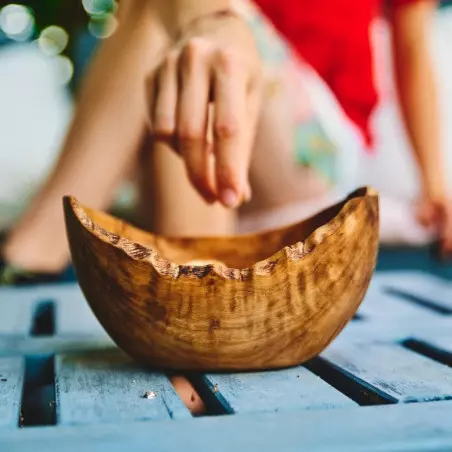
top-left (44, 1), bottom-right (168, 204)
top-left (152, 0), bottom-right (231, 36)
top-left (390, 2), bottom-right (446, 201)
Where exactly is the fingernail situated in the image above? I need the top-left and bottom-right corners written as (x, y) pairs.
top-left (220, 189), bottom-right (239, 208)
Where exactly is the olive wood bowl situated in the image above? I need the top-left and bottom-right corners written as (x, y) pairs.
top-left (63, 186), bottom-right (379, 371)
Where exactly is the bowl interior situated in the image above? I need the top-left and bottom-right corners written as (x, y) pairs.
top-left (81, 188), bottom-right (368, 269)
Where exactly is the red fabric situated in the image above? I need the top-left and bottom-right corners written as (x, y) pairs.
top-left (254, 0), bottom-right (421, 147)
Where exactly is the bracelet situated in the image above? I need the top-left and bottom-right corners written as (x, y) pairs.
top-left (174, 8), bottom-right (241, 41)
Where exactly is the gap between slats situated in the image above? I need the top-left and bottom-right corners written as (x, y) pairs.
top-left (402, 339), bottom-right (452, 368)
top-left (15, 278), bottom-right (452, 426)
top-left (384, 288), bottom-right (452, 315)
top-left (20, 356), bottom-right (56, 427)
top-left (187, 361), bottom-right (393, 415)
top-left (320, 342), bottom-right (452, 404)
top-left (30, 301), bottom-right (56, 337)
top-left (20, 301), bottom-right (57, 427)
top-left (304, 359), bottom-right (396, 406)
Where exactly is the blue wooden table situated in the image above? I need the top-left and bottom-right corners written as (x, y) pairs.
top-left (1, 253), bottom-right (452, 451)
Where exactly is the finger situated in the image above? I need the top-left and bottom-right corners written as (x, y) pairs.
top-left (153, 50), bottom-right (179, 147)
top-left (213, 51), bottom-right (248, 208)
top-left (169, 376), bottom-right (206, 416)
top-left (177, 39), bottom-right (216, 202)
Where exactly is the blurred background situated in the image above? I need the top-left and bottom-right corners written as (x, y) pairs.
top-left (0, 0), bottom-right (451, 243)
top-left (0, 0), bottom-right (128, 231)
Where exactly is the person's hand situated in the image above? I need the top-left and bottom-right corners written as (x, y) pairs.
top-left (146, 11), bottom-right (262, 208)
top-left (416, 196), bottom-right (452, 257)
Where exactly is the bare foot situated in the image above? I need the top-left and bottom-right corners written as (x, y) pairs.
top-left (169, 376), bottom-right (206, 416)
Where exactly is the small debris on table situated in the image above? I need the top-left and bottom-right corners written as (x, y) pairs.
top-left (142, 391), bottom-right (157, 399)
top-left (213, 384), bottom-right (219, 393)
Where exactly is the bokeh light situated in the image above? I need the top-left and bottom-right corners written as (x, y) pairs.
top-left (88, 14), bottom-right (118, 39)
top-left (82, 0), bottom-right (116, 17)
top-left (0, 4), bottom-right (35, 42)
top-left (55, 55), bottom-right (74, 85)
top-left (38, 25), bottom-right (69, 56)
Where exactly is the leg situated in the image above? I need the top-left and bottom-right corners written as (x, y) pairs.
top-left (2, 1), bottom-right (168, 272)
top-left (137, 138), bottom-right (236, 237)
top-left (242, 69), bottom-right (333, 210)
top-left (236, 3), bottom-right (342, 233)
top-left (238, 74), bottom-right (339, 233)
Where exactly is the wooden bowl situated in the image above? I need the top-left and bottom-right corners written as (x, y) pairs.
top-left (63, 187), bottom-right (379, 371)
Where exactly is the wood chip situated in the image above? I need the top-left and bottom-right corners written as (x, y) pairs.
top-left (142, 391), bottom-right (157, 399)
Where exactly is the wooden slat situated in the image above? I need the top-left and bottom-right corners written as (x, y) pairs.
top-left (322, 343), bottom-right (452, 403)
top-left (202, 366), bottom-right (356, 414)
top-left (0, 284), bottom-right (107, 337)
top-left (55, 349), bottom-right (190, 425)
top-left (2, 401), bottom-right (452, 451)
top-left (0, 336), bottom-right (115, 357)
top-left (0, 357), bottom-right (24, 428)
top-left (410, 333), bottom-right (452, 357)
top-left (377, 271), bottom-right (452, 312)
top-left (335, 315), bottom-right (452, 344)
top-left (405, 332), bottom-right (452, 366)
top-left (50, 284), bottom-right (107, 337)
top-left (357, 280), bottom-right (443, 321)
top-left (0, 288), bottom-right (35, 335)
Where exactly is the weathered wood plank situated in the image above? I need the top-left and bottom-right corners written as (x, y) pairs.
top-left (202, 366), bottom-right (356, 414)
top-left (0, 357), bottom-right (24, 428)
top-left (57, 301), bottom-right (105, 337)
top-left (53, 286), bottom-right (108, 337)
top-left (0, 284), bottom-right (107, 337)
top-left (0, 287), bottom-right (35, 335)
top-left (409, 333), bottom-right (452, 357)
top-left (404, 332), bottom-right (452, 367)
top-left (377, 271), bottom-right (452, 313)
top-left (55, 349), bottom-right (190, 424)
top-left (322, 343), bottom-right (452, 403)
top-left (0, 336), bottom-right (115, 357)
top-left (334, 315), bottom-right (452, 344)
top-left (357, 280), bottom-right (443, 321)
top-left (2, 401), bottom-right (452, 451)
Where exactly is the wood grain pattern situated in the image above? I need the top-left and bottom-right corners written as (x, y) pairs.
top-left (55, 349), bottom-right (190, 425)
top-left (2, 401), bottom-right (452, 452)
top-left (322, 343), bottom-right (452, 402)
top-left (0, 357), bottom-right (24, 428)
top-left (63, 187), bottom-right (379, 371)
top-left (202, 365), bottom-right (356, 413)
top-left (1, 270), bottom-right (452, 450)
